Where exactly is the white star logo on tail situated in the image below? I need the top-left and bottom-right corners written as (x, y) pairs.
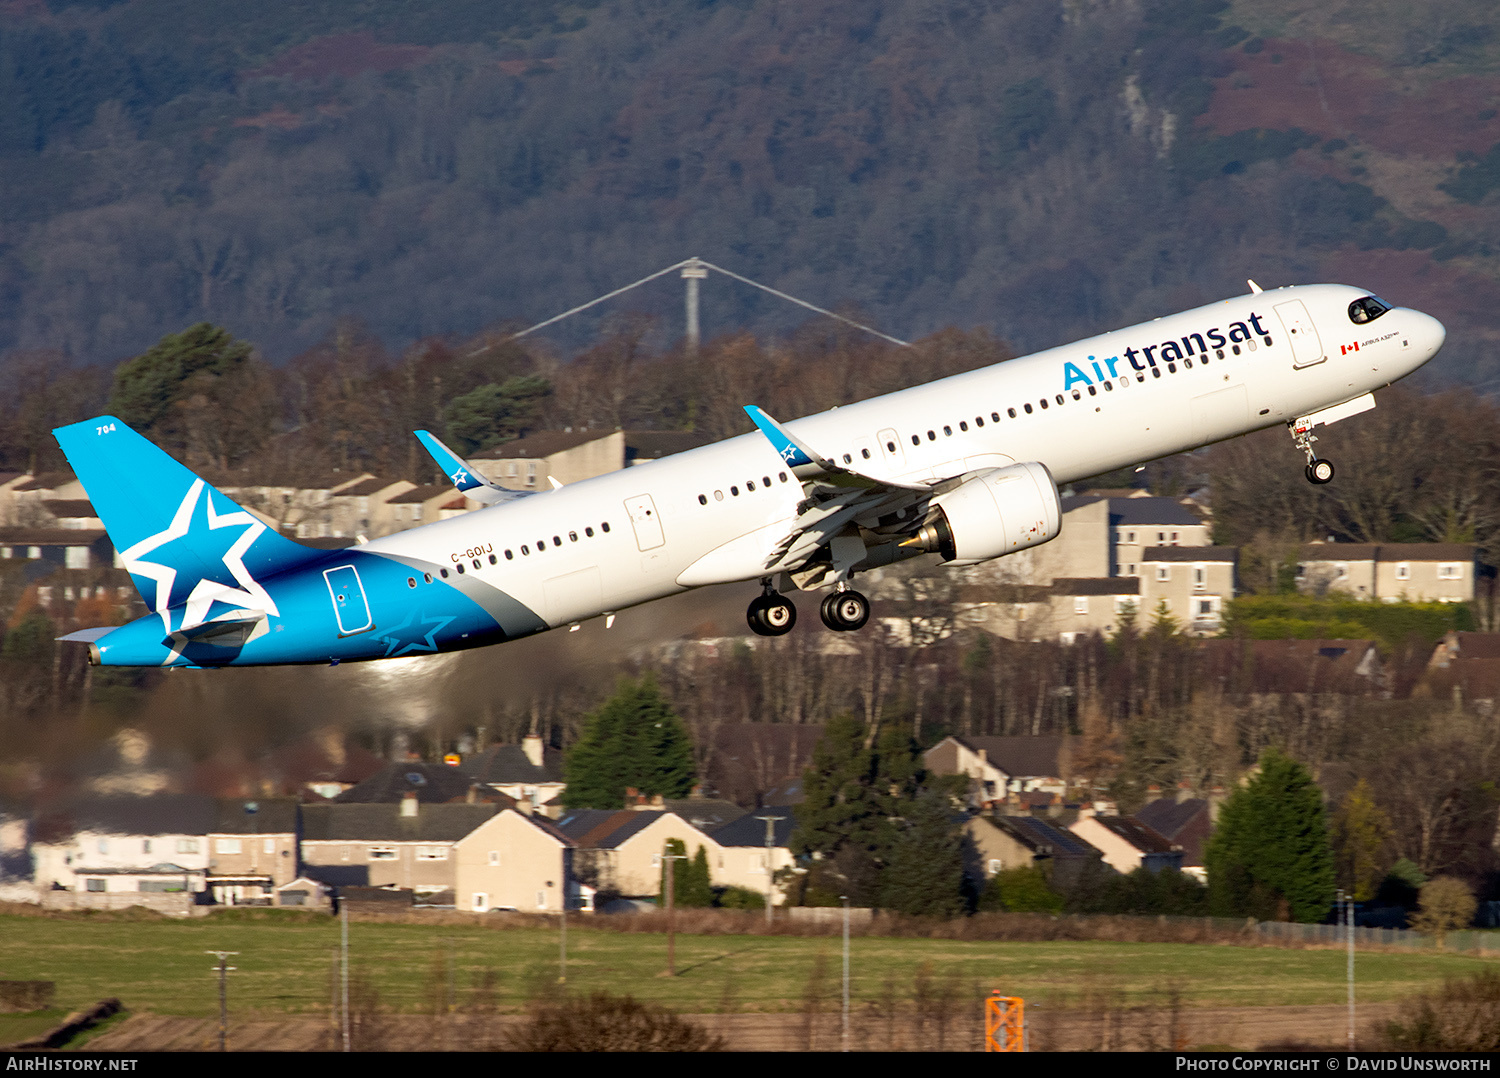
top-left (119, 478), bottom-right (281, 634)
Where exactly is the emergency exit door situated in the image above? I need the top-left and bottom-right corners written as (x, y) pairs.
top-left (624, 495), bottom-right (665, 551)
top-left (1275, 299), bottom-right (1325, 368)
top-left (324, 565), bottom-right (373, 636)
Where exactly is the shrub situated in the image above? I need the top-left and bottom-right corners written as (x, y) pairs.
top-left (1384, 971), bottom-right (1500, 1051)
top-left (506, 991), bottom-right (724, 1052)
top-left (1408, 876), bottom-right (1477, 946)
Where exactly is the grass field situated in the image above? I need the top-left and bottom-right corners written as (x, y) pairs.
top-left (1, 911), bottom-right (1495, 1021)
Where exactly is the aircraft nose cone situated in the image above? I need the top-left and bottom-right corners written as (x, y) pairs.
top-left (1417, 311), bottom-right (1446, 358)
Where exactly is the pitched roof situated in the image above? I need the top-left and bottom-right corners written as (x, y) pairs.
top-left (211, 798), bottom-right (299, 834)
top-left (1086, 815), bottom-right (1176, 854)
top-left (40, 500), bottom-right (97, 518)
top-left (1196, 638), bottom-right (1380, 694)
top-left (1298, 544), bottom-right (1378, 561)
top-left (461, 744), bottom-right (565, 785)
top-left (37, 794), bottom-right (218, 838)
top-left (1133, 798), bottom-right (1208, 842)
top-left (1141, 546), bottom-right (1237, 563)
top-left (554, 808), bottom-right (672, 849)
top-left (332, 477), bottom-right (405, 497)
top-left (662, 798), bottom-right (746, 832)
top-left (1299, 543), bottom-right (1475, 562)
top-left (12, 472), bottom-right (76, 493)
top-left (711, 812), bottom-right (794, 848)
top-left (387, 484), bottom-right (453, 504)
top-left (300, 802), bottom-right (500, 842)
top-left (333, 761), bottom-right (489, 804)
top-left (990, 814), bottom-right (1100, 858)
top-left (1446, 633), bottom-right (1500, 660)
top-left (1107, 498), bottom-right (1205, 527)
top-left (957, 736), bottom-right (1065, 778)
top-left (0, 529), bottom-right (108, 546)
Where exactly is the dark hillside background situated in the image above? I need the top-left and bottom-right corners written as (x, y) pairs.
top-left (2, 0), bottom-right (1499, 384)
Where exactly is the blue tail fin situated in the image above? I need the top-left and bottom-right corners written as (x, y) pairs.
top-left (53, 416), bottom-right (322, 615)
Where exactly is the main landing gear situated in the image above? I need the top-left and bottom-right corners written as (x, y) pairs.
top-left (820, 587), bottom-right (870, 633)
top-left (745, 581), bottom-right (872, 635)
top-left (1289, 418), bottom-right (1336, 485)
top-left (747, 585), bottom-right (797, 636)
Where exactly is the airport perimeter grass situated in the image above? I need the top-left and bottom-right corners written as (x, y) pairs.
top-left (0, 910), bottom-right (1494, 1021)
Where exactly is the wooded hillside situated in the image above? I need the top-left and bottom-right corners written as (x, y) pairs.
top-left (2, 0), bottom-right (1499, 385)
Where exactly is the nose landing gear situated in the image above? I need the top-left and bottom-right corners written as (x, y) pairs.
top-left (1290, 418), bottom-right (1335, 485)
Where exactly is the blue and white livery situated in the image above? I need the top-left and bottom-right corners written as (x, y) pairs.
top-left (56, 283), bottom-right (1445, 667)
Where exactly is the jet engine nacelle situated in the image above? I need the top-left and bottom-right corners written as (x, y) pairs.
top-left (907, 461), bottom-right (1061, 566)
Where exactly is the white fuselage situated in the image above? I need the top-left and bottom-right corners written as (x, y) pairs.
top-left (364, 283), bottom-right (1444, 630)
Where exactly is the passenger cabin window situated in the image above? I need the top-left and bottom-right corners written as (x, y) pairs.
top-left (1348, 296), bottom-right (1391, 324)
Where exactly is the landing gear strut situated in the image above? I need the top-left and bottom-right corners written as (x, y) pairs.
top-left (747, 583), bottom-right (797, 637)
top-left (819, 588), bottom-right (870, 632)
top-left (1290, 418), bottom-right (1335, 485)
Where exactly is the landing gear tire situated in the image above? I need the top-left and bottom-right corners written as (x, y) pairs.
top-left (1305, 459), bottom-right (1335, 485)
top-left (747, 594), bottom-right (797, 636)
top-left (820, 589), bottom-right (870, 632)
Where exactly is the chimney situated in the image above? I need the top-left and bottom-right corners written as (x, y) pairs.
top-left (650, 793), bottom-right (664, 808)
top-left (689, 782), bottom-right (704, 799)
top-left (1207, 785), bottom-right (1228, 824)
top-left (400, 791), bottom-right (418, 818)
top-left (1175, 782), bottom-right (1193, 805)
top-left (522, 734), bottom-right (544, 769)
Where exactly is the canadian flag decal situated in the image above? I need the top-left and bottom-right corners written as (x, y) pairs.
top-left (1340, 341), bottom-right (1360, 355)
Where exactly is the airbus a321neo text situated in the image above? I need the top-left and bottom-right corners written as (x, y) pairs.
top-left (55, 282), bottom-right (1444, 668)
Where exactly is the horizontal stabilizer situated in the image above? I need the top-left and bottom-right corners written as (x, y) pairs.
top-left (165, 608), bottom-right (265, 649)
top-left (413, 430), bottom-right (534, 506)
top-left (57, 626), bottom-right (116, 644)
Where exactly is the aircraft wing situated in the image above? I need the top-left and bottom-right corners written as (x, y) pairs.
top-left (742, 405), bottom-right (940, 577)
top-left (413, 430), bottom-right (536, 506)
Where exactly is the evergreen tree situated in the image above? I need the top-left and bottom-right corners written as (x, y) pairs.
top-left (442, 374), bottom-right (551, 454)
top-left (1206, 748), bottom-right (1336, 922)
top-left (656, 839), bottom-right (712, 907)
top-left (881, 787), bottom-right (966, 917)
top-left (562, 675), bottom-right (695, 809)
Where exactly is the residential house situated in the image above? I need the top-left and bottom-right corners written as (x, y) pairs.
top-left (661, 796), bottom-right (746, 833)
top-left (708, 812), bottom-right (795, 906)
top-left (1135, 546), bottom-right (1238, 635)
top-left (1297, 543), bottom-right (1475, 602)
top-left (962, 813), bottom-right (1104, 893)
top-left (299, 800), bottom-right (501, 902)
top-left (923, 735), bottom-right (1070, 808)
top-left (1419, 631), bottom-right (1500, 710)
top-left (553, 809), bottom-right (722, 899)
top-left (205, 798), bottom-right (300, 906)
top-left (1069, 815), bottom-right (1182, 874)
top-left (1133, 796), bottom-right (1215, 880)
top-left (384, 484), bottom-right (469, 528)
top-left (30, 795), bottom-right (217, 907)
top-left (453, 807), bottom-right (583, 913)
top-left (461, 736), bottom-right (567, 810)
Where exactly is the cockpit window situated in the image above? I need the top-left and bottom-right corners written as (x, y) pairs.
top-left (1348, 296), bottom-right (1391, 324)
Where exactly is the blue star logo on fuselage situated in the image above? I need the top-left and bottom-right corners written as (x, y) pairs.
top-left (372, 608), bottom-right (455, 657)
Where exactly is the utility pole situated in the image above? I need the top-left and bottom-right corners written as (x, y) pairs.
top-left (662, 843), bottom-right (687, 977)
top-left (1345, 889), bottom-right (1356, 1049)
top-left (340, 899), bottom-right (350, 1052)
top-left (841, 895), bottom-right (851, 1053)
top-left (205, 951), bottom-right (238, 1052)
top-left (754, 814), bottom-right (784, 926)
top-left (681, 257), bottom-right (707, 355)
top-left (558, 878), bottom-right (568, 985)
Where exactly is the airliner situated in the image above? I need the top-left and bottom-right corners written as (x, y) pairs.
top-left (56, 282), bottom-right (1444, 668)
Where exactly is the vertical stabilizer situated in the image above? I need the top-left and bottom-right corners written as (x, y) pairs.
top-left (52, 417), bottom-right (321, 623)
